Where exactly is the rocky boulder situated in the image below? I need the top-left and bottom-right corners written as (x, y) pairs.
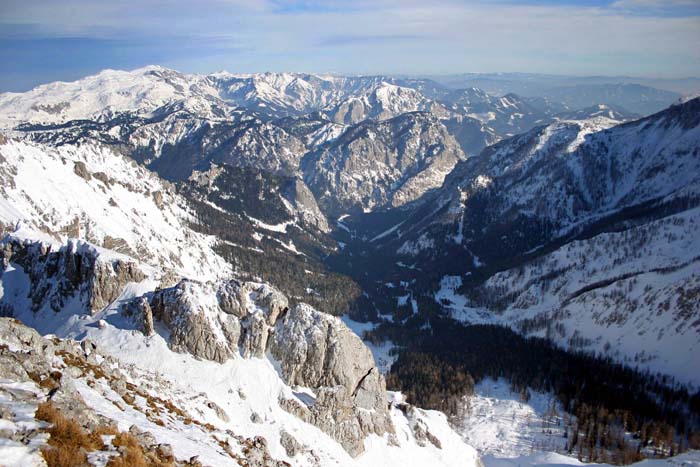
top-left (148, 280), bottom-right (242, 363)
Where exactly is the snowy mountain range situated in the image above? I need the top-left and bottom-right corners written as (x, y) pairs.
top-left (367, 97), bottom-right (700, 384)
top-left (1, 66), bottom-right (699, 466)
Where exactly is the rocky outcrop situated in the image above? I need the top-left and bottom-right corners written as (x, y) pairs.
top-left (131, 279), bottom-right (392, 456)
top-left (138, 280), bottom-right (288, 362)
top-left (271, 304), bottom-right (392, 456)
top-left (279, 429), bottom-right (304, 457)
top-left (147, 280), bottom-right (241, 363)
top-left (1, 237), bottom-right (145, 314)
top-left (73, 161), bottom-right (91, 180)
top-left (283, 177), bottom-right (330, 232)
top-left (303, 112), bottom-right (466, 215)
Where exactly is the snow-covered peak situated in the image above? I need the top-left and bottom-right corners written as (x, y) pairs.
top-left (0, 67), bottom-right (452, 128)
top-left (323, 82), bottom-right (452, 124)
top-left (0, 66), bottom-right (201, 128)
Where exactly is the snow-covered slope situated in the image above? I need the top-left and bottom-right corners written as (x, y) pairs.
top-left (0, 66), bottom-right (200, 128)
top-left (437, 207), bottom-right (700, 384)
top-left (369, 98), bottom-right (700, 382)
top-left (0, 137), bottom-right (229, 280)
top-left (459, 378), bottom-right (567, 459)
top-left (323, 83), bottom-right (453, 125)
top-left (0, 133), bottom-right (482, 466)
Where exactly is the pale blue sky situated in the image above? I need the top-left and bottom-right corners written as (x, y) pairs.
top-left (1, 0), bottom-right (699, 91)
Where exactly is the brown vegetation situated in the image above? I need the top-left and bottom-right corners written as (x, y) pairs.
top-left (107, 432), bottom-right (176, 467)
top-left (36, 401), bottom-right (108, 467)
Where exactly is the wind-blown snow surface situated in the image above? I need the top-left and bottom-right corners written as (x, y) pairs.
top-left (0, 138), bottom-right (229, 280)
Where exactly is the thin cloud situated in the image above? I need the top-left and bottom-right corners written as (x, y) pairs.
top-left (1, 0), bottom-right (699, 89)
top-left (317, 34), bottom-right (429, 47)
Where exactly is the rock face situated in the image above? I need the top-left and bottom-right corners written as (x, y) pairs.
top-left (147, 280), bottom-right (243, 363)
top-left (1, 237), bottom-right (145, 314)
top-left (270, 304), bottom-right (392, 456)
top-left (283, 177), bottom-right (330, 232)
top-left (133, 279), bottom-right (392, 456)
top-left (141, 279), bottom-right (288, 362)
top-left (270, 304), bottom-right (386, 410)
top-left (303, 112), bottom-right (466, 215)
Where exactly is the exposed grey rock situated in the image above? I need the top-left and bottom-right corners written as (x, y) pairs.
top-left (73, 161), bottom-right (91, 180)
top-left (240, 311), bottom-right (269, 359)
top-left (241, 436), bottom-right (289, 467)
top-left (412, 419), bottom-right (442, 449)
top-left (250, 411), bottom-right (262, 423)
top-left (303, 112), bottom-right (466, 216)
top-left (207, 401), bottom-right (230, 422)
top-left (158, 269), bottom-right (181, 290)
top-left (250, 283), bottom-right (289, 326)
top-left (92, 171), bottom-right (112, 187)
top-left (270, 304), bottom-right (383, 404)
top-left (138, 297), bottom-right (155, 336)
top-left (270, 304), bottom-right (392, 456)
top-left (216, 280), bottom-right (247, 318)
top-left (1, 238), bottom-right (145, 315)
top-left (130, 424), bottom-right (157, 447)
top-left (146, 280), bottom-right (288, 360)
top-left (280, 429), bottom-right (304, 457)
top-left (90, 258), bottom-right (145, 311)
top-left (149, 280), bottom-right (239, 363)
top-left (152, 190), bottom-right (165, 209)
top-left (395, 402), bottom-right (443, 449)
top-left (283, 178), bottom-right (330, 233)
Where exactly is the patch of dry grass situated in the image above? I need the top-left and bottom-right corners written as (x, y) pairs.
top-left (36, 401), bottom-right (102, 467)
top-left (107, 432), bottom-right (175, 467)
top-left (107, 432), bottom-right (149, 467)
